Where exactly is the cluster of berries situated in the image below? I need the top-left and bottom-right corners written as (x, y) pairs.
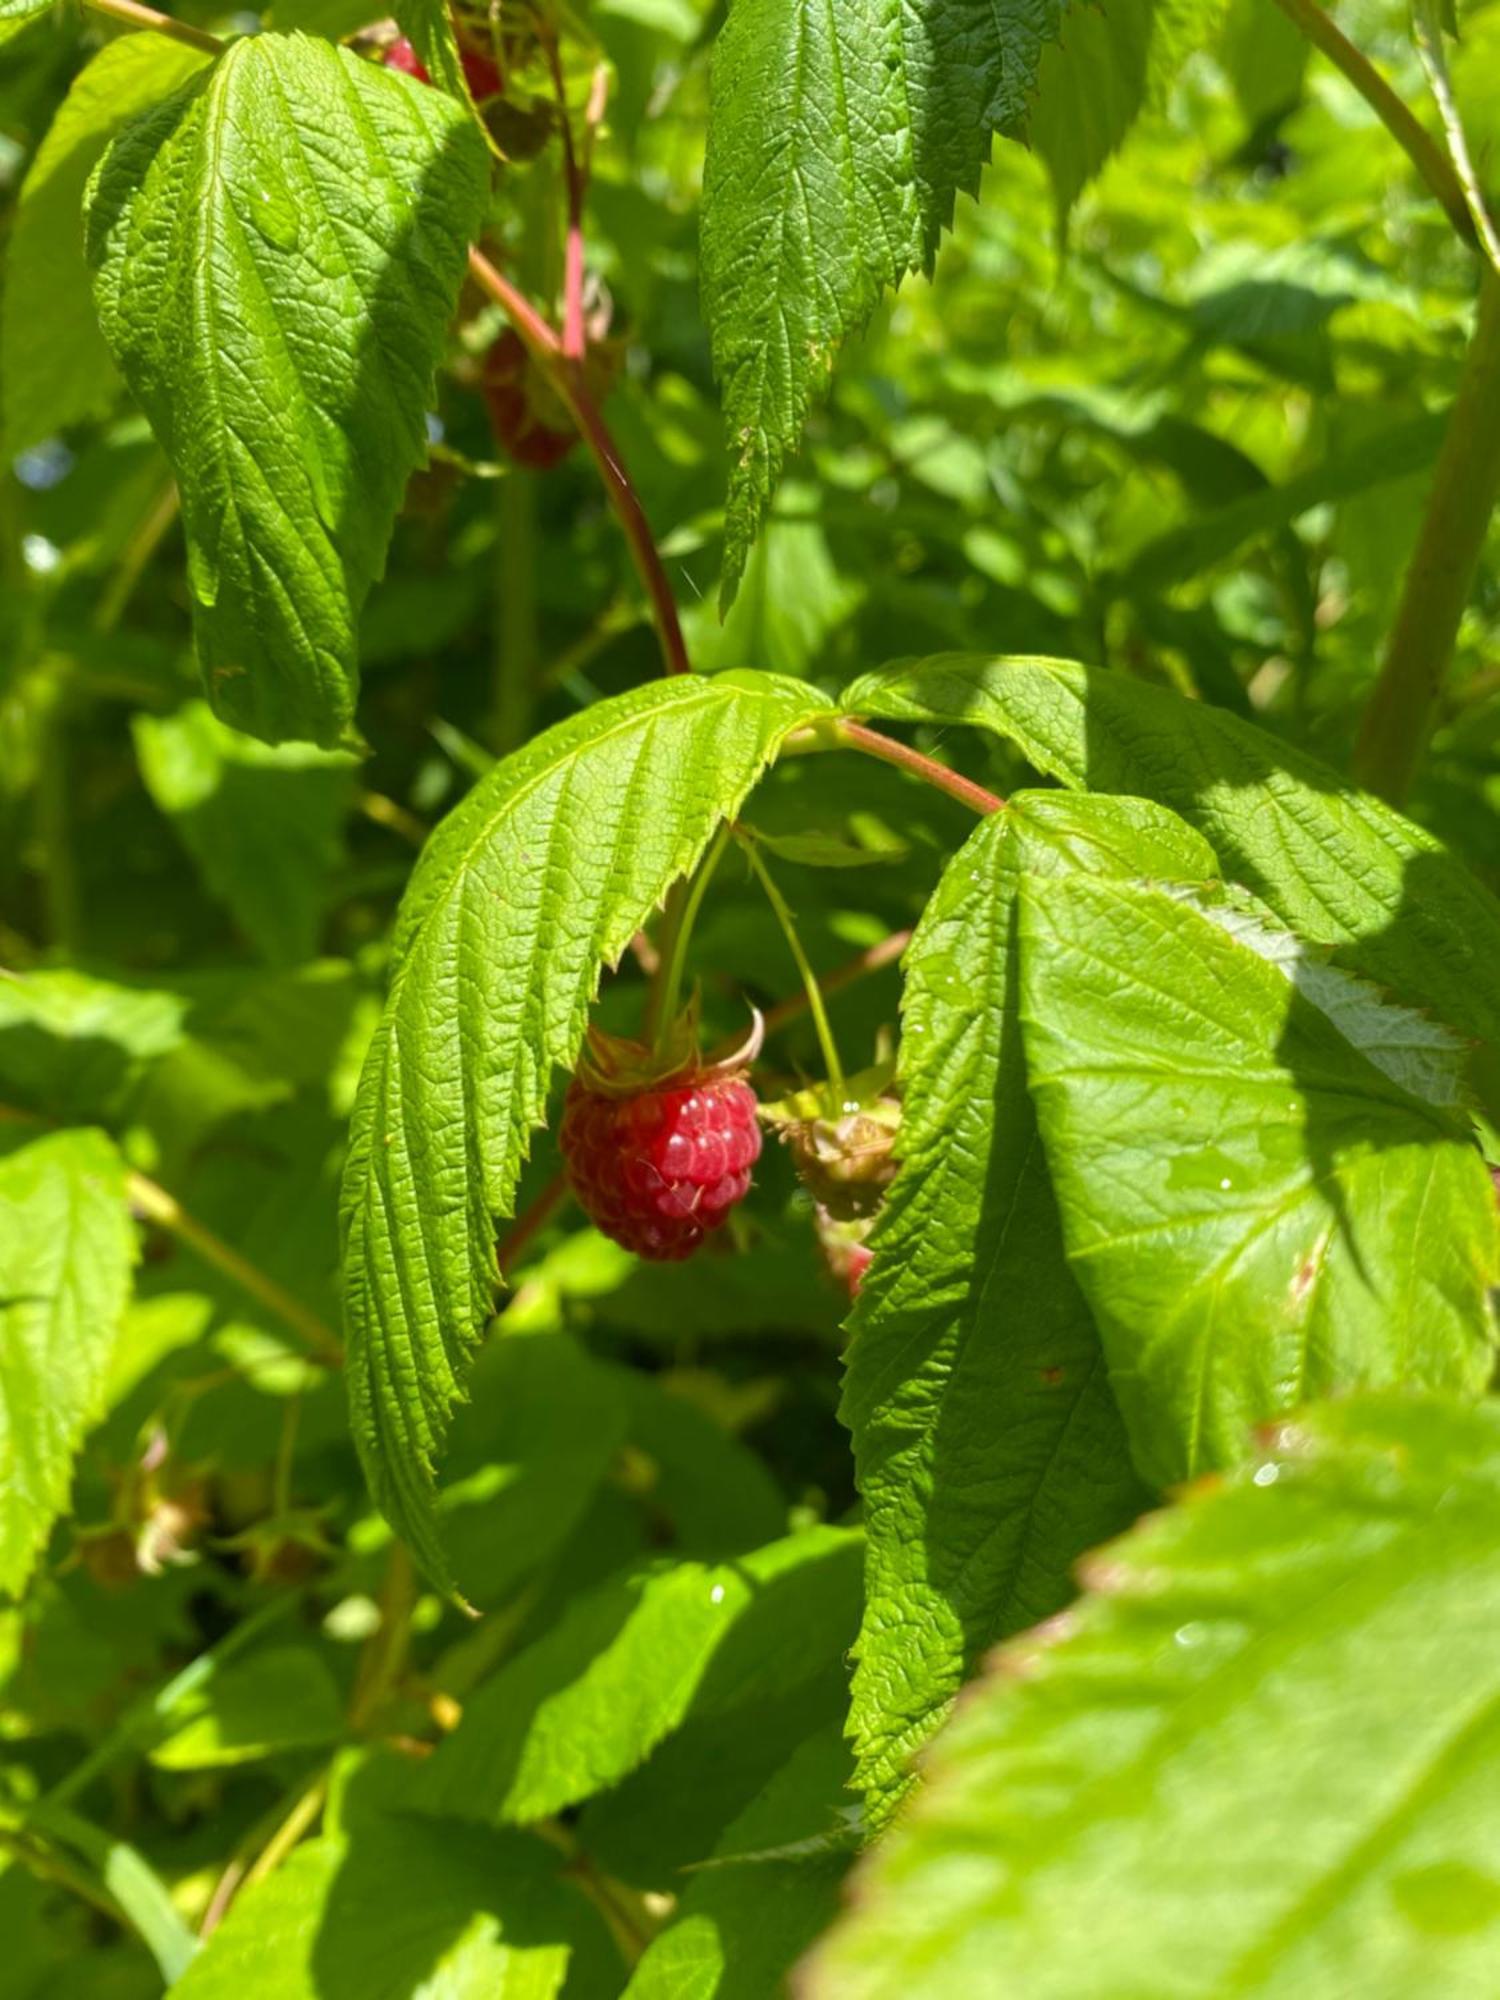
top-left (558, 1023), bottom-right (898, 1298)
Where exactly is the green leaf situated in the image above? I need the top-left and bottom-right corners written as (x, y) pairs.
top-left (614, 1370), bottom-right (787, 1558)
top-left (148, 1645), bottom-right (344, 1768)
top-left (1220, 0), bottom-right (1307, 122)
top-left (134, 701), bottom-right (355, 964)
top-left (85, 33), bottom-right (490, 747)
top-left (0, 0), bottom-right (53, 53)
top-left (1017, 806), bottom-right (1498, 1484)
top-left (1119, 413), bottom-right (1444, 587)
top-left (806, 1396), bottom-right (1500, 2000)
top-left (417, 1525), bottom-right (861, 1823)
top-left (842, 655), bottom-right (1500, 1071)
top-left (701, 0), bottom-right (1066, 603)
top-left (438, 1330), bottom-right (632, 1610)
top-left (1, 36), bottom-right (211, 454)
top-left (0, 1127), bottom-right (135, 1597)
top-left (27, 1802), bottom-right (199, 1985)
top-left (843, 796), bottom-right (1169, 1829)
top-left (168, 1816), bottom-right (617, 1999)
top-left (623, 1724), bottom-right (855, 1999)
top-left (393, 0), bottom-right (492, 139)
top-left (339, 671), bottom-right (834, 1585)
top-left (0, 968), bottom-right (187, 1120)
top-left (1030, 0), bottom-right (1224, 216)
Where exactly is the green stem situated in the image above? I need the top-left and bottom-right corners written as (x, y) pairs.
top-left (1269, 0), bottom-right (1476, 250)
top-left (491, 473), bottom-right (538, 754)
top-left (644, 825), bottom-right (731, 1052)
top-left (127, 1172), bottom-right (344, 1367)
top-left (1352, 268), bottom-right (1500, 802)
top-left (45, 1595), bottom-right (297, 1810)
top-left (81, 0), bottom-right (222, 53)
top-left (739, 836), bottom-right (845, 1102)
top-left (36, 685), bottom-right (80, 955)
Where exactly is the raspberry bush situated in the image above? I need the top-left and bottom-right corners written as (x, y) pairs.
top-left (2, 0), bottom-right (1499, 1994)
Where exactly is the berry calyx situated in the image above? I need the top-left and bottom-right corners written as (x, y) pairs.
top-left (559, 1026), bottom-right (762, 1261)
top-left (763, 1065), bottom-right (901, 1223)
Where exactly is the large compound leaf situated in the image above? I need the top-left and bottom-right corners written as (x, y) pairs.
top-left (701, 0), bottom-right (1067, 603)
top-left (843, 796), bottom-right (1157, 1829)
top-left (807, 1396), bottom-right (1500, 2000)
top-left (0, 1127), bottom-right (135, 1596)
top-left (418, 1526), bottom-right (861, 1824)
top-left (85, 33), bottom-right (489, 747)
top-left (340, 673), bottom-right (835, 1585)
top-left (843, 655), bottom-right (1500, 1070)
top-left (1, 35), bottom-right (210, 453)
top-left (169, 1815), bottom-right (616, 1999)
top-left (1017, 811), bottom-right (1498, 1485)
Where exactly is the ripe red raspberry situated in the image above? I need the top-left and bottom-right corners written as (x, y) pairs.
top-left (382, 33), bottom-right (503, 101)
top-left (561, 1072), bottom-right (762, 1261)
top-left (383, 36), bottom-right (430, 82)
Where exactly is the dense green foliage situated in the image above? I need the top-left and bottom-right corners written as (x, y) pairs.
top-left (1, 0), bottom-right (1498, 1993)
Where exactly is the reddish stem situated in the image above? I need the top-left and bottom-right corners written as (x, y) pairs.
top-left (496, 1174), bottom-right (571, 1278)
top-left (542, 28), bottom-right (588, 362)
top-left (468, 248), bottom-right (690, 677)
top-left (705, 926), bottom-right (912, 1065)
top-left (838, 720), bottom-right (1004, 815)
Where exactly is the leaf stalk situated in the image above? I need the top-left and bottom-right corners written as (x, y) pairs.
top-left (1269, 0), bottom-right (1476, 251)
top-left (1352, 268), bottom-right (1500, 802)
top-left (837, 719), bottom-right (1004, 815)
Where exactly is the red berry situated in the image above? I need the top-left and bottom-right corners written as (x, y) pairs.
top-left (480, 329), bottom-right (578, 470)
top-left (383, 36), bottom-right (430, 82)
top-left (560, 1074), bottom-right (762, 1261)
top-left (845, 1241), bottom-right (874, 1297)
top-left (458, 40), bottom-right (503, 100)
top-left (383, 30), bottom-right (501, 99)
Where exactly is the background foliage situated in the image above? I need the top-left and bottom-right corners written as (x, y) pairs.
top-left (1, 0), bottom-right (1498, 1992)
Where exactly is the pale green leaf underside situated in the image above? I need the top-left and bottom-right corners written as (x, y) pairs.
top-left (169, 1817), bottom-right (608, 2000)
top-left (808, 1396), bottom-right (1500, 2000)
top-left (843, 655), bottom-right (1500, 1072)
top-left (0, 1127), bottom-right (134, 1596)
top-left (339, 672), bottom-right (835, 1585)
top-left (85, 33), bottom-right (489, 747)
top-left (419, 1525), bottom-right (861, 1823)
top-left (1, 36), bottom-right (209, 455)
top-left (842, 797), bottom-right (1152, 1829)
top-left (134, 700), bottom-right (355, 964)
top-left (1018, 836), bottom-right (1498, 1485)
top-left (1029, 0), bottom-right (1224, 214)
top-left (701, 0), bottom-right (1067, 603)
